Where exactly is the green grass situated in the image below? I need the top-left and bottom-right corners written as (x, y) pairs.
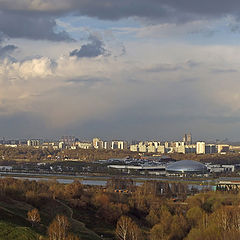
top-left (0, 205), bottom-right (30, 226)
top-left (0, 221), bottom-right (39, 240)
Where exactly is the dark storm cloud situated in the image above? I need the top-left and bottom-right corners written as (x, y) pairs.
top-left (0, 0), bottom-right (240, 41)
top-left (0, 31), bottom-right (18, 57)
top-left (0, 32), bottom-right (5, 43)
top-left (0, 112), bottom-right (47, 138)
top-left (70, 35), bottom-right (108, 58)
top-left (71, 0), bottom-right (240, 21)
top-left (2, 0), bottom-right (240, 21)
top-left (0, 44), bottom-right (17, 56)
top-left (0, 11), bottom-right (72, 41)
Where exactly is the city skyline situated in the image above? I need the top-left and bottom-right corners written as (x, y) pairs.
top-left (1, 1), bottom-right (240, 139)
top-left (0, 135), bottom-right (233, 156)
top-left (0, 133), bottom-right (233, 145)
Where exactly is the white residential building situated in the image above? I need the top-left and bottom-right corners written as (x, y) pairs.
top-left (217, 144), bottom-right (230, 153)
top-left (157, 145), bottom-right (165, 154)
top-left (130, 144), bottom-right (138, 152)
top-left (27, 139), bottom-right (40, 147)
top-left (196, 142), bottom-right (206, 154)
top-left (111, 140), bottom-right (128, 150)
top-left (103, 141), bottom-right (111, 150)
top-left (59, 142), bottom-right (65, 149)
top-left (175, 145), bottom-right (185, 154)
top-left (147, 143), bottom-right (156, 153)
top-left (93, 138), bottom-right (103, 149)
top-left (138, 142), bottom-right (147, 153)
top-left (77, 142), bottom-right (92, 149)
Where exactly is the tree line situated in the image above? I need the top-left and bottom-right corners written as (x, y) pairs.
top-left (0, 177), bottom-right (240, 239)
top-left (0, 145), bottom-right (138, 162)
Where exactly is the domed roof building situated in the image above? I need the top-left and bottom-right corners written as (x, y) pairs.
top-left (166, 160), bottom-right (208, 176)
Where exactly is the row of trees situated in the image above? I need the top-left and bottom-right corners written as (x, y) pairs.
top-left (0, 145), bottom-right (138, 162)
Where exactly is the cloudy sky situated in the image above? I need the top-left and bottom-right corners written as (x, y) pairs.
top-left (1, 0), bottom-right (240, 141)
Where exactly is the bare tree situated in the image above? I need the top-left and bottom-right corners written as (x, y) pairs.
top-left (48, 215), bottom-right (70, 240)
top-left (129, 222), bottom-right (143, 240)
top-left (27, 208), bottom-right (41, 227)
top-left (116, 215), bottom-right (142, 240)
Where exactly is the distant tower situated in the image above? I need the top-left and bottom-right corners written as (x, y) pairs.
top-left (187, 133), bottom-right (192, 144)
top-left (183, 133), bottom-right (192, 145)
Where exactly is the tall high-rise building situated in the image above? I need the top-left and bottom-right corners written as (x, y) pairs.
top-left (183, 133), bottom-right (192, 145)
top-left (196, 142), bottom-right (206, 154)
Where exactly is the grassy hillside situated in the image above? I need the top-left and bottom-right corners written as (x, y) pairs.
top-left (0, 197), bottom-right (102, 240)
top-left (0, 222), bottom-right (38, 240)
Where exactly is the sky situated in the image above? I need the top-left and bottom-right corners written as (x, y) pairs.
top-left (1, 1), bottom-right (240, 141)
